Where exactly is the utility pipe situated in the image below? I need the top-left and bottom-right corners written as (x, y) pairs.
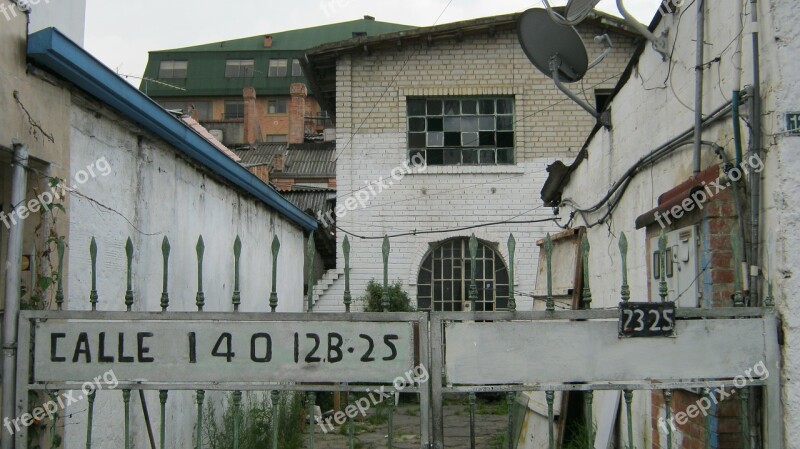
top-left (693, 0), bottom-right (706, 176)
top-left (748, 0), bottom-right (762, 307)
top-left (1, 143), bottom-right (29, 449)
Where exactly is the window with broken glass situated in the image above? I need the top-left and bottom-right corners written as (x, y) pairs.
top-left (407, 97), bottom-right (515, 165)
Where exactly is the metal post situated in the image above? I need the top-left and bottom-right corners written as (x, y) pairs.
top-left (469, 234), bottom-right (478, 312)
top-left (507, 233), bottom-right (517, 449)
top-left (55, 239), bottom-right (65, 310)
top-left (2, 143), bottom-right (28, 449)
top-left (732, 229), bottom-right (745, 307)
top-left (740, 388), bottom-right (751, 449)
top-left (663, 390), bottom-right (673, 449)
top-left (382, 235), bottom-right (390, 311)
top-left (86, 390), bottom-right (96, 449)
top-left (159, 390), bottom-right (168, 449)
top-left (546, 390), bottom-right (555, 449)
top-left (544, 234), bottom-right (554, 311)
top-left (196, 390), bottom-right (205, 449)
top-left (585, 390), bottom-right (594, 446)
top-left (307, 392), bottom-right (316, 449)
top-left (624, 390), bottom-right (633, 449)
top-left (388, 395), bottom-right (395, 449)
top-left (347, 392), bottom-right (354, 449)
top-left (232, 390), bottom-right (242, 449)
top-left (469, 392), bottom-right (476, 449)
top-left (271, 390), bottom-right (280, 449)
top-left (123, 389), bottom-right (132, 449)
top-left (431, 315), bottom-right (445, 449)
top-left (306, 233), bottom-right (316, 312)
top-left (89, 238), bottom-right (99, 310)
top-left (704, 388), bottom-right (711, 449)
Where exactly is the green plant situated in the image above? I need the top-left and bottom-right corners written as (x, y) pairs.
top-left (359, 279), bottom-right (414, 312)
top-left (562, 419), bottom-right (595, 449)
top-left (490, 433), bottom-right (507, 449)
top-left (203, 392), bottom-right (305, 449)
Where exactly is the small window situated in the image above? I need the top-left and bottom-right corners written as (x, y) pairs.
top-left (268, 99), bottom-right (288, 114)
top-left (225, 60), bottom-right (254, 78)
top-left (224, 101), bottom-right (245, 119)
top-left (269, 59), bottom-right (288, 77)
top-left (266, 135), bottom-right (288, 143)
top-left (407, 97), bottom-right (515, 166)
top-left (292, 59), bottom-right (303, 77)
top-left (158, 61), bottom-right (188, 79)
top-left (595, 89), bottom-right (614, 112)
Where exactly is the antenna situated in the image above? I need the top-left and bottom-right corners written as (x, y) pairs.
top-left (518, 8), bottom-right (610, 126)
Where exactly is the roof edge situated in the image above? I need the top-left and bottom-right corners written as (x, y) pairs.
top-left (27, 27), bottom-right (317, 233)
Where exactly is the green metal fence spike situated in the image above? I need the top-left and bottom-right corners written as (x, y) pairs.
top-left (469, 234), bottom-right (479, 312)
top-left (196, 390), bottom-right (205, 449)
top-left (196, 235), bottom-right (205, 311)
top-left (624, 390), bottom-right (633, 449)
top-left (232, 236), bottom-right (242, 312)
top-left (159, 390), bottom-right (168, 449)
top-left (232, 390), bottom-right (242, 449)
top-left (271, 390), bottom-right (281, 449)
top-left (343, 236), bottom-right (352, 313)
top-left (732, 228), bottom-right (744, 307)
top-left (270, 235), bottom-right (280, 312)
top-left (581, 233), bottom-right (592, 309)
top-left (306, 233), bottom-right (316, 312)
top-left (123, 389), bottom-right (131, 449)
top-left (508, 234), bottom-right (516, 312)
top-left (620, 232), bottom-right (631, 303)
top-left (125, 238), bottom-right (134, 311)
top-left (86, 390), bottom-right (96, 449)
top-left (546, 390), bottom-right (555, 449)
top-left (544, 234), bottom-right (554, 312)
top-left (382, 235), bottom-right (391, 312)
top-left (160, 237), bottom-right (170, 311)
top-left (55, 238), bottom-right (65, 310)
top-left (659, 231), bottom-right (668, 303)
top-left (89, 237), bottom-right (99, 311)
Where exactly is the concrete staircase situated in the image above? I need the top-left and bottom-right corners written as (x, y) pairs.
top-left (311, 267), bottom-right (343, 311)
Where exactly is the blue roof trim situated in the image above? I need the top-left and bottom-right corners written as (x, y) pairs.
top-left (27, 28), bottom-right (317, 233)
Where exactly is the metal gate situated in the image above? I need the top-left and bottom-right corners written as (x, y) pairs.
top-left (9, 231), bottom-right (783, 448)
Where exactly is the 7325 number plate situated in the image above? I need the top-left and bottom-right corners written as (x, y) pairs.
top-left (618, 302), bottom-right (676, 338)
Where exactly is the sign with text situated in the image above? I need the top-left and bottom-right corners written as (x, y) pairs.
top-left (618, 302), bottom-right (676, 338)
top-left (787, 112), bottom-right (800, 135)
top-left (33, 319), bottom-right (415, 384)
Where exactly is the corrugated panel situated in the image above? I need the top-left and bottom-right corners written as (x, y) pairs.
top-left (233, 142), bottom-right (335, 178)
top-left (281, 190), bottom-right (335, 216)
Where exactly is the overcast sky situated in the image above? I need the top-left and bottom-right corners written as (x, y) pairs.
top-left (84, 0), bottom-right (662, 84)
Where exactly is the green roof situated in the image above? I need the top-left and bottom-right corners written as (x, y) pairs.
top-left (140, 18), bottom-right (415, 97)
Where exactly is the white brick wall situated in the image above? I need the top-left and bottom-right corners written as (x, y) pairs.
top-left (317, 25), bottom-right (638, 311)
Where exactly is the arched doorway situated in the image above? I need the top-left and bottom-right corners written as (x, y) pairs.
top-left (416, 238), bottom-right (510, 311)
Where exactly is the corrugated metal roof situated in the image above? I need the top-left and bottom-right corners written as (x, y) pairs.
top-left (281, 189), bottom-right (335, 216)
top-left (233, 142), bottom-right (335, 178)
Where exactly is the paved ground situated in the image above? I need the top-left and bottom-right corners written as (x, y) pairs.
top-left (305, 398), bottom-right (508, 449)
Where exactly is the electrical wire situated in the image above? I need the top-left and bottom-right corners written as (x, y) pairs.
top-left (336, 216), bottom-right (559, 240)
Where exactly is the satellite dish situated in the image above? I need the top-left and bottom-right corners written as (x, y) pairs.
top-left (517, 8), bottom-right (588, 83)
top-left (564, 0), bottom-right (602, 23)
top-left (518, 8), bottom-right (609, 126)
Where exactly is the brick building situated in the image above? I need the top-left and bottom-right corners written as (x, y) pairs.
top-left (301, 11), bottom-right (639, 312)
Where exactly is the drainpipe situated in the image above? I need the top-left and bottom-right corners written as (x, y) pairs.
top-left (2, 143), bottom-right (29, 449)
top-left (732, 0), bottom-right (745, 166)
top-left (749, 0), bottom-right (762, 306)
top-left (693, 0), bottom-right (706, 177)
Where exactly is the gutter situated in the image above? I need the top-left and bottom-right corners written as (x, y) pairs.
top-left (26, 28), bottom-right (317, 233)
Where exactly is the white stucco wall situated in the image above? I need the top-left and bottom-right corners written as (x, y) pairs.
top-left (556, 0), bottom-right (799, 446)
top-left (61, 94), bottom-right (306, 448)
top-left (316, 23), bottom-right (638, 312)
